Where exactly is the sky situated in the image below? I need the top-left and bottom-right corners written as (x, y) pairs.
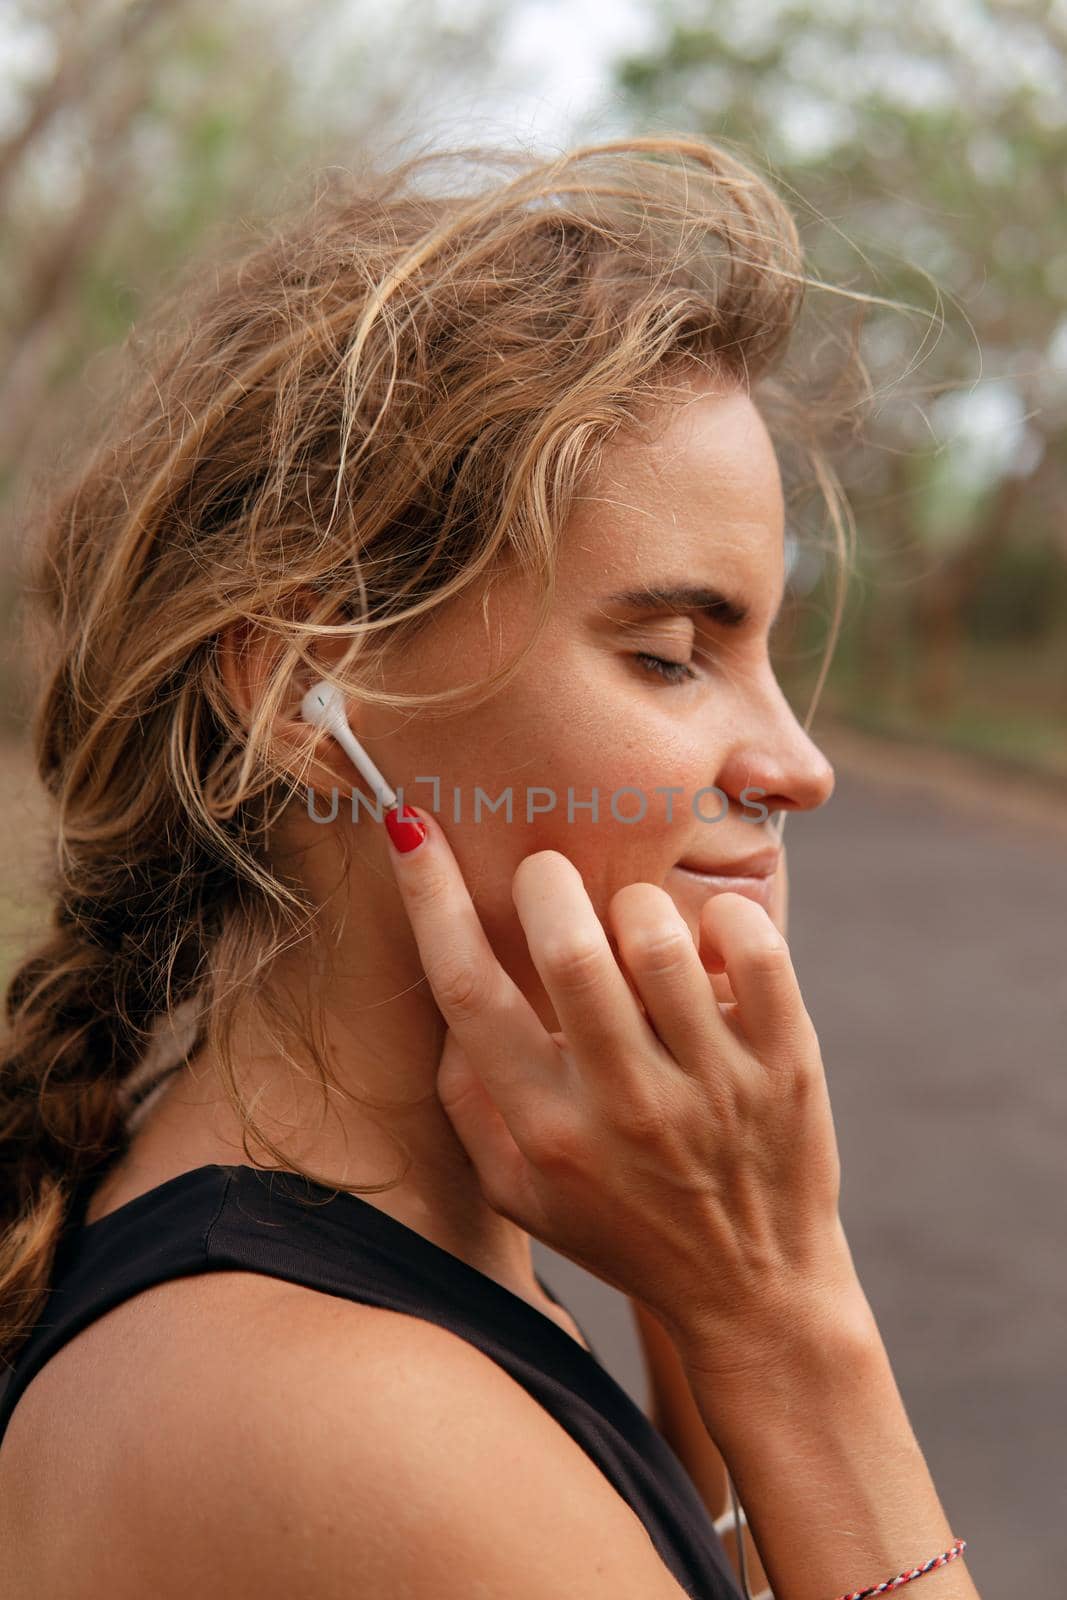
top-left (485, 0), bottom-right (659, 144)
top-left (1, 0), bottom-right (1062, 471)
top-left (0, 0), bottom-right (657, 149)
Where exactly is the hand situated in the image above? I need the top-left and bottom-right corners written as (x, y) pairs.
top-left (386, 806), bottom-right (850, 1375)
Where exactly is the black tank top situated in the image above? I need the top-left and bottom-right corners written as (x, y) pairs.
top-left (0, 1163), bottom-right (743, 1600)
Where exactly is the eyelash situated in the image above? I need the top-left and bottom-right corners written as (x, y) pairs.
top-left (633, 652), bottom-right (697, 685)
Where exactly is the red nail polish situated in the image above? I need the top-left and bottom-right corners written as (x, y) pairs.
top-left (385, 804), bottom-right (427, 853)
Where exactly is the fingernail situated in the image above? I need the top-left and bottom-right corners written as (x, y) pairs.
top-left (385, 803), bottom-right (427, 854)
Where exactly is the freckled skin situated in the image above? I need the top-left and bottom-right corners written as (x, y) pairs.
top-left (124, 381), bottom-right (835, 1289)
top-left (309, 383), bottom-right (834, 1024)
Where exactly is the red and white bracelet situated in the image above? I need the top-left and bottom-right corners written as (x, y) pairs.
top-left (831, 1537), bottom-right (967, 1599)
top-left (718, 1470), bottom-right (966, 1600)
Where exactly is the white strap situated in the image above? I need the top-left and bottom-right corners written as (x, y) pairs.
top-left (714, 1505), bottom-right (774, 1597)
top-left (713, 1503), bottom-right (748, 1535)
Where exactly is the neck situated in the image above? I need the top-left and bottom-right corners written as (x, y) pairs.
top-left (141, 830), bottom-right (542, 1299)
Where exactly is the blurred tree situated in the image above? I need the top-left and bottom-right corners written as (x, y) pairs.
top-left (0, 0), bottom-right (508, 728)
top-left (610, 0), bottom-right (1067, 736)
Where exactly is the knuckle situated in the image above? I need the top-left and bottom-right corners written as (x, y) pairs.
top-left (528, 1109), bottom-right (586, 1171)
top-left (768, 1019), bottom-right (824, 1094)
top-left (620, 919), bottom-right (692, 976)
top-left (789, 1031), bottom-right (825, 1088)
top-left (615, 1080), bottom-right (672, 1144)
top-left (538, 934), bottom-right (606, 996)
top-left (739, 934), bottom-right (792, 978)
top-left (427, 954), bottom-right (495, 1019)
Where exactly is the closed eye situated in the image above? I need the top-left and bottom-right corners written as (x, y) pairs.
top-left (633, 652), bottom-right (696, 685)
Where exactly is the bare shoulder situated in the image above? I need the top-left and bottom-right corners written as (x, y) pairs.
top-left (15, 1274), bottom-right (692, 1599)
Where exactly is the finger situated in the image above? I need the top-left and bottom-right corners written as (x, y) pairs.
top-left (511, 850), bottom-right (655, 1082)
top-left (681, 907), bottom-right (735, 1004)
top-left (384, 804), bottom-right (559, 1146)
top-left (709, 968), bottom-right (737, 1005)
top-left (698, 891), bottom-right (812, 1061)
top-left (606, 882), bottom-right (732, 1071)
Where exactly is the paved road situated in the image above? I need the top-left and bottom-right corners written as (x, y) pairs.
top-left (534, 743), bottom-right (1067, 1598)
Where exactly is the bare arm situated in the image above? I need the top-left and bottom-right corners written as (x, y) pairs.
top-left (140, 1305), bottom-right (701, 1600)
top-left (673, 1273), bottom-right (979, 1600)
top-left (628, 840), bottom-right (794, 1591)
top-left (384, 812), bottom-right (982, 1600)
top-left (631, 845), bottom-right (974, 1600)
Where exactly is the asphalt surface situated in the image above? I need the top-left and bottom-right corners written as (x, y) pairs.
top-left (534, 735), bottom-right (1067, 1598)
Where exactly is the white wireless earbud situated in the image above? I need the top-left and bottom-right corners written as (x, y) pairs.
top-left (300, 680), bottom-right (398, 813)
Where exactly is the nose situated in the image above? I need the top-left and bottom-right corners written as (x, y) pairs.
top-left (715, 673), bottom-right (835, 818)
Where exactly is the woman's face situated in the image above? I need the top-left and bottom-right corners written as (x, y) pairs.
top-left (333, 384), bottom-right (835, 1021)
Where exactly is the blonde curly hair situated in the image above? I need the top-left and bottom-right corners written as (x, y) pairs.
top-left (0, 133), bottom-right (865, 1367)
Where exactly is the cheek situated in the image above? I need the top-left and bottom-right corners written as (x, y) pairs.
top-left (441, 697), bottom-right (717, 942)
top-left (511, 694), bottom-right (717, 891)
top-left (378, 657), bottom-right (723, 970)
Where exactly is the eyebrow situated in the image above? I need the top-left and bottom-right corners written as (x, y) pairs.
top-left (598, 582), bottom-right (786, 631)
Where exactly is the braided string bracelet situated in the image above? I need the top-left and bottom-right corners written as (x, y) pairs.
top-left (719, 1470), bottom-right (966, 1600)
top-left (831, 1537), bottom-right (967, 1600)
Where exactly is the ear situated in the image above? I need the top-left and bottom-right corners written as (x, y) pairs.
top-left (215, 588), bottom-right (360, 791)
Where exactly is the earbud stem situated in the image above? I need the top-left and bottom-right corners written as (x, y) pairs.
top-left (300, 681), bottom-right (399, 814)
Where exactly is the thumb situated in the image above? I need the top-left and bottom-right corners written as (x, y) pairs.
top-left (435, 1030), bottom-right (529, 1211)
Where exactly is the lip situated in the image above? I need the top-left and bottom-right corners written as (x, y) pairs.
top-left (675, 847), bottom-right (781, 878)
top-left (670, 847), bottom-right (780, 912)
top-left (670, 865), bottom-right (776, 910)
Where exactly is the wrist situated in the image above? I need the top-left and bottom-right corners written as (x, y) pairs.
top-left (669, 1239), bottom-right (882, 1421)
top-left (706, 1288), bottom-right (885, 1439)
top-left (687, 1321), bottom-right (970, 1600)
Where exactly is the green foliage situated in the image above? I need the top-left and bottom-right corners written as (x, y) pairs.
top-left (964, 543), bottom-right (1067, 643)
top-left (610, 0), bottom-right (1067, 761)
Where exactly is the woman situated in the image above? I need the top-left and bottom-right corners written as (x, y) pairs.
top-left (0, 136), bottom-right (977, 1599)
